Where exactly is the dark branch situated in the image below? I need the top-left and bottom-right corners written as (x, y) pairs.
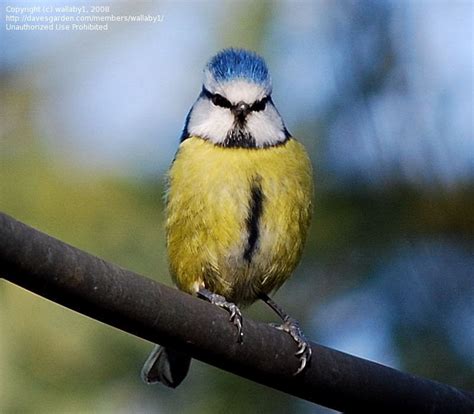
top-left (0, 212), bottom-right (472, 413)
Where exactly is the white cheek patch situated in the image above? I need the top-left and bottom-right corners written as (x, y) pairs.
top-left (186, 93), bottom-right (288, 147)
top-left (246, 104), bottom-right (287, 146)
top-left (188, 98), bottom-right (234, 144)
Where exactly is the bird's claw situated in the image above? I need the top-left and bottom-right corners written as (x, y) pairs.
top-left (272, 317), bottom-right (312, 375)
top-left (198, 289), bottom-right (244, 343)
top-left (227, 302), bottom-right (244, 343)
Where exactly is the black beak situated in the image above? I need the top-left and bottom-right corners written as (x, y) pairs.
top-left (232, 101), bottom-right (250, 122)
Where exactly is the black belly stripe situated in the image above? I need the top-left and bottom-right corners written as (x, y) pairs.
top-left (243, 177), bottom-right (264, 263)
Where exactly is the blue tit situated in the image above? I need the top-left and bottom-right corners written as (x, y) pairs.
top-left (142, 48), bottom-right (313, 388)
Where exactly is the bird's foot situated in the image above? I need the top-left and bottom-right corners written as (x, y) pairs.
top-left (198, 288), bottom-right (243, 343)
top-left (271, 317), bottom-right (312, 375)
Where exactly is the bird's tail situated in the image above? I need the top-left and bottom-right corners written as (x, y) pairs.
top-left (141, 345), bottom-right (191, 388)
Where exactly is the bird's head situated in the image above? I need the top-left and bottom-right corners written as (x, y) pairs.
top-left (182, 48), bottom-right (289, 148)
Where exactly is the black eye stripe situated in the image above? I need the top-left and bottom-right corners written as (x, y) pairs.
top-left (202, 88), bottom-right (231, 108)
top-left (202, 87), bottom-right (268, 112)
top-left (212, 94), bottom-right (232, 108)
top-left (250, 97), bottom-right (268, 112)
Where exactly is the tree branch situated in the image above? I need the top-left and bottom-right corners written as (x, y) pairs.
top-left (0, 212), bottom-right (472, 413)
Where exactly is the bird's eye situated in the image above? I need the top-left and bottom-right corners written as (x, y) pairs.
top-left (251, 97), bottom-right (268, 112)
top-left (211, 94), bottom-right (232, 108)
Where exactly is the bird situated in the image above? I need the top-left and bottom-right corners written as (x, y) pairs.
top-left (141, 48), bottom-right (313, 388)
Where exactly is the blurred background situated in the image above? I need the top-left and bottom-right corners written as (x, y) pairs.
top-left (0, 0), bottom-right (473, 413)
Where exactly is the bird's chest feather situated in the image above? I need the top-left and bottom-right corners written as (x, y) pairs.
top-left (166, 137), bottom-right (312, 304)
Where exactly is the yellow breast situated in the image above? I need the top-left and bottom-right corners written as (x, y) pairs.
top-left (166, 137), bottom-right (313, 305)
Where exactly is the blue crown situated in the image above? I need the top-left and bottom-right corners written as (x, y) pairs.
top-left (205, 48), bottom-right (270, 86)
